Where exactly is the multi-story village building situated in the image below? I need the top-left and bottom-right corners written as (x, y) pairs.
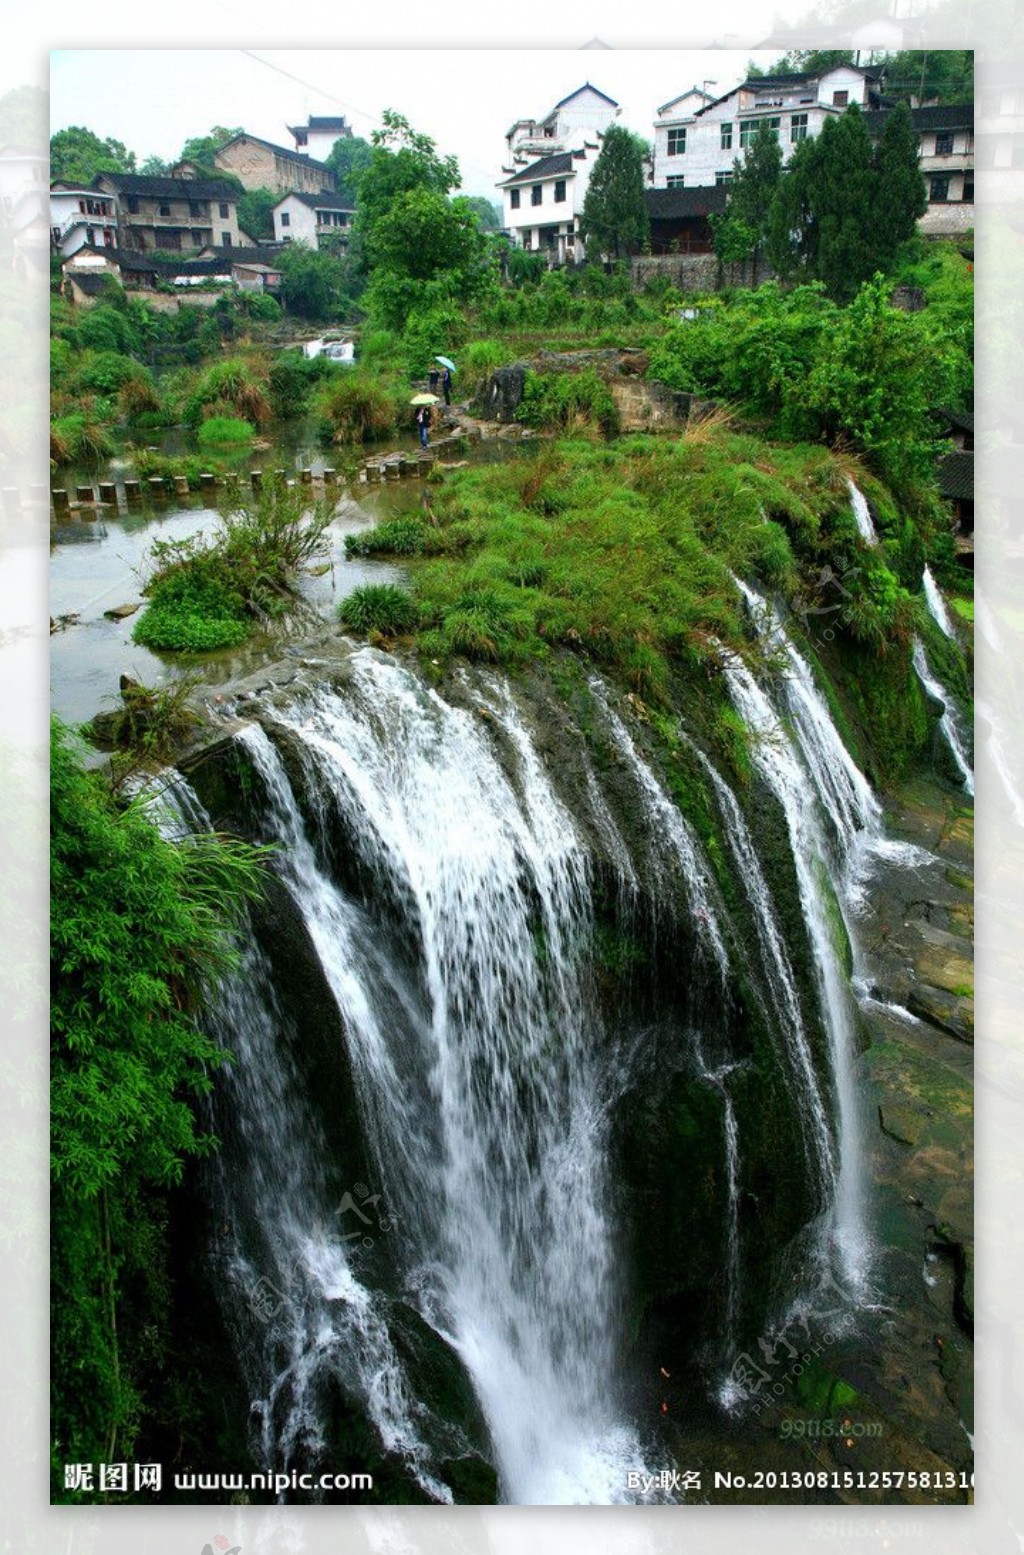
top-left (49, 182), bottom-right (117, 257)
top-left (213, 132), bottom-right (337, 196)
top-left (651, 64), bottom-right (888, 189)
top-left (271, 190), bottom-right (354, 251)
top-left (87, 171), bottom-right (243, 251)
top-left (286, 115), bottom-right (353, 162)
top-left (497, 83), bottom-right (619, 261)
top-left (651, 64), bottom-right (973, 236)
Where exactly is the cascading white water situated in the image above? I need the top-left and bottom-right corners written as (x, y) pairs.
top-left (727, 584), bottom-right (876, 1291)
top-left (590, 682), bottom-right (730, 981)
top-left (912, 638), bottom-right (975, 797)
top-left (847, 478), bottom-right (878, 545)
top-left (236, 653), bottom-right (654, 1505)
top-left (693, 747), bottom-right (836, 1198)
top-left (922, 566), bottom-right (957, 640)
top-left (723, 651), bottom-right (868, 1288)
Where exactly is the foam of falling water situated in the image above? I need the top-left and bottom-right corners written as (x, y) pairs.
top-left (912, 638), bottom-right (975, 797)
top-left (922, 566), bottom-right (957, 640)
top-left (239, 655), bottom-right (658, 1504)
top-left (847, 478), bottom-right (878, 545)
top-left (722, 644), bottom-right (870, 1293)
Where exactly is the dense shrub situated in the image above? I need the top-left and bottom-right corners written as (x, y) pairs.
top-left (314, 372), bottom-right (403, 443)
top-left (132, 567), bottom-right (251, 652)
top-left (339, 583), bottom-right (418, 634)
top-left (516, 368), bottom-right (620, 438)
top-left (197, 416), bottom-right (255, 449)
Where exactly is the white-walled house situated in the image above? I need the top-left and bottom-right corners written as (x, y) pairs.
top-left (272, 190), bottom-right (355, 251)
top-left (498, 84), bottom-right (619, 260)
top-left (498, 145), bottom-right (606, 263)
top-left (504, 82), bottom-right (620, 168)
top-left (651, 64), bottom-right (886, 189)
top-left (287, 115), bottom-right (353, 162)
top-left (50, 183), bottom-right (118, 257)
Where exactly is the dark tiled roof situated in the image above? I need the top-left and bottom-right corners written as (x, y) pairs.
top-left (216, 133), bottom-right (333, 172)
top-left (282, 190), bottom-right (355, 211)
top-left (936, 407), bottom-right (974, 435)
top-left (937, 450), bottom-right (974, 500)
top-left (867, 103), bottom-right (974, 135)
top-left (551, 82), bottom-right (618, 111)
top-left (220, 243), bottom-right (286, 262)
top-left (93, 172), bottom-right (240, 200)
top-left (501, 153), bottom-right (575, 187)
top-left (306, 116), bottom-right (349, 130)
top-left (645, 185), bottom-right (729, 218)
top-left (70, 245), bottom-right (235, 276)
top-left (67, 271), bottom-right (115, 295)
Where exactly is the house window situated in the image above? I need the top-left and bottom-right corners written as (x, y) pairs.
top-left (127, 196), bottom-right (139, 214)
top-left (531, 184), bottom-right (542, 206)
top-left (222, 231), bottom-right (232, 246)
top-left (667, 175), bottom-right (685, 188)
top-left (159, 202), bottom-right (171, 216)
top-left (280, 211), bottom-right (290, 226)
top-left (720, 123), bottom-right (733, 150)
top-left (930, 175), bottom-right (950, 203)
top-left (740, 117), bottom-right (780, 148)
top-left (219, 201), bottom-right (229, 218)
top-left (554, 180), bottom-right (566, 202)
top-left (510, 188), bottom-right (520, 209)
top-left (963, 172), bottom-right (974, 201)
top-left (667, 127), bottom-right (686, 156)
top-left (832, 90), bottom-right (849, 107)
top-left (791, 113), bottom-right (809, 142)
top-left (715, 170), bottom-right (733, 185)
top-left (935, 132), bottom-right (954, 155)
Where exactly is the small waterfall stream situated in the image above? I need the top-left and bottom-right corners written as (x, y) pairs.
top-left (912, 638), bottom-right (974, 797)
top-left (727, 583), bottom-right (877, 1292)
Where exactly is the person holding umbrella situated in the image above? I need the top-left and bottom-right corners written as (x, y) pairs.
top-left (410, 392), bottom-right (438, 449)
top-left (436, 355), bottom-right (457, 406)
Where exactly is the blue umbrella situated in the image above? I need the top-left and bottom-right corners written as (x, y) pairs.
top-left (435, 355), bottom-right (457, 373)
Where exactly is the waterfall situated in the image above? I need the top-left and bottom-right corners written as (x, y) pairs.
top-left (728, 583), bottom-right (875, 1292)
top-left (221, 652), bottom-right (656, 1504)
top-left (694, 747), bottom-right (836, 1199)
top-left (847, 478), bottom-right (877, 545)
top-left (922, 566), bottom-right (956, 640)
top-left (912, 638), bottom-right (975, 797)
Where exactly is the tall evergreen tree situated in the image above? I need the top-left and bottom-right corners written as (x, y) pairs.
top-left (711, 119), bottom-right (784, 281)
top-left (809, 106), bottom-right (878, 302)
top-left (579, 125), bottom-right (650, 261)
top-left (872, 101), bottom-right (928, 270)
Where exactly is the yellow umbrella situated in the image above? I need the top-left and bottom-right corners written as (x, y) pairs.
top-left (410, 393), bottom-right (439, 405)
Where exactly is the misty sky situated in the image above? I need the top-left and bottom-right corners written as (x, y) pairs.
top-left (49, 48), bottom-right (786, 200)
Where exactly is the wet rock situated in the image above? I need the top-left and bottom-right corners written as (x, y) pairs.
top-left (879, 1104), bottom-right (926, 1147)
top-left (906, 984), bottom-right (973, 1043)
top-left (103, 602), bottom-right (141, 620)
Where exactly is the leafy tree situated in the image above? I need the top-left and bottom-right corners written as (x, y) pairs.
top-left (51, 719), bottom-right (267, 1476)
top-left (354, 110), bottom-right (459, 262)
top-left (0, 84), bottom-right (46, 147)
top-left (324, 132), bottom-right (374, 203)
top-left (50, 125), bottom-right (136, 185)
top-left (758, 49), bottom-right (855, 76)
top-left (579, 124), bottom-right (651, 261)
top-left (139, 153), bottom-right (171, 175)
top-left (367, 187), bottom-right (488, 283)
top-left (711, 118), bottom-right (783, 280)
top-left (178, 125), bottom-right (243, 171)
top-left (463, 195), bottom-right (502, 231)
top-left (276, 242), bottom-right (349, 322)
top-left (880, 49), bottom-right (973, 105)
top-left (236, 186), bottom-right (277, 241)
